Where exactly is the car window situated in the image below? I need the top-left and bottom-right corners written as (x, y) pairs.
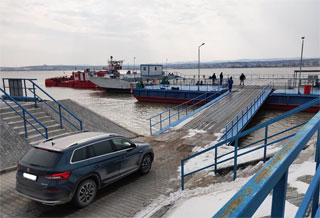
top-left (72, 147), bottom-right (87, 162)
top-left (91, 140), bottom-right (114, 157)
top-left (20, 147), bottom-right (62, 168)
top-left (112, 138), bottom-right (133, 151)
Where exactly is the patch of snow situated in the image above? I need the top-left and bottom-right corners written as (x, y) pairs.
top-left (288, 161), bottom-right (315, 194)
top-left (182, 129), bottom-right (207, 139)
top-left (171, 116), bottom-right (195, 130)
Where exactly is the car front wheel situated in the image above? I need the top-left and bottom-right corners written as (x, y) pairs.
top-left (72, 179), bottom-right (97, 207)
top-left (139, 154), bottom-right (152, 175)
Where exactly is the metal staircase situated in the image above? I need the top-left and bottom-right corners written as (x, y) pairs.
top-left (0, 78), bottom-right (82, 145)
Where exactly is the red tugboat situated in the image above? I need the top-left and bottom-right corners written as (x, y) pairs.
top-left (45, 69), bottom-right (98, 88)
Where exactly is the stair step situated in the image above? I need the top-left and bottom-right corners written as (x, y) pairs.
top-left (7, 116), bottom-right (53, 127)
top-left (3, 112), bottom-right (48, 123)
top-left (18, 124), bottom-right (61, 136)
top-left (0, 107), bottom-right (43, 117)
top-left (0, 102), bottom-right (36, 113)
top-left (13, 120), bottom-right (58, 132)
top-left (26, 129), bottom-right (68, 144)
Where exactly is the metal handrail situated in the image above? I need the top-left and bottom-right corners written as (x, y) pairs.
top-left (148, 89), bottom-right (227, 135)
top-left (181, 97), bottom-right (320, 190)
top-left (2, 78), bottom-right (82, 132)
top-left (0, 88), bottom-right (48, 139)
top-left (213, 110), bottom-right (320, 218)
top-left (221, 85), bottom-right (272, 141)
top-left (27, 80), bottom-right (82, 131)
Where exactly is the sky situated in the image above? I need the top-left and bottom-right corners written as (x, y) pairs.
top-left (0, 0), bottom-right (319, 67)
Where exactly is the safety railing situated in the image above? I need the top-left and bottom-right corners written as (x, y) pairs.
top-left (2, 78), bottom-right (82, 132)
top-left (148, 89), bottom-right (228, 135)
top-left (220, 85), bottom-right (272, 141)
top-left (0, 88), bottom-right (48, 139)
top-left (213, 103), bottom-right (320, 218)
top-left (181, 97), bottom-right (320, 191)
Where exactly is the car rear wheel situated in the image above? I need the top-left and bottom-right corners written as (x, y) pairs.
top-left (72, 179), bottom-right (97, 207)
top-left (139, 154), bottom-right (152, 175)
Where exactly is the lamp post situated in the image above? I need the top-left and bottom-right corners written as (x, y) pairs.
top-left (198, 43), bottom-right (205, 91)
top-left (166, 59), bottom-right (168, 73)
top-left (298, 37), bottom-right (305, 94)
top-left (133, 57), bottom-right (136, 73)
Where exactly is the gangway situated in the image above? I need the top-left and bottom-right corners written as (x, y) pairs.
top-left (220, 85), bottom-right (272, 141)
top-left (148, 89), bottom-right (228, 135)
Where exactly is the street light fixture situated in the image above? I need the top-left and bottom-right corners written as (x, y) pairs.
top-left (198, 42), bottom-right (205, 91)
top-left (298, 37), bottom-right (305, 94)
top-left (133, 57), bottom-right (136, 73)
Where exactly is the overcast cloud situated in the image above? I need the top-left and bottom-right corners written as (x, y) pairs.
top-left (0, 0), bottom-right (319, 66)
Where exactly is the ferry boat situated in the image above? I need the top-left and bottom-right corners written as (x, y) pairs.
top-left (45, 69), bottom-right (98, 88)
top-left (88, 59), bottom-right (165, 93)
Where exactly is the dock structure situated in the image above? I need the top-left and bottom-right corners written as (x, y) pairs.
top-left (181, 87), bottom-right (267, 134)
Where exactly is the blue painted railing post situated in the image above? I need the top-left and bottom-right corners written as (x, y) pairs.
top-left (59, 105), bottom-right (63, 129)
top-left (181, 160), bottom-right (185, 190)
top-left (312, 130), bottom-right (320, 218)
top-left (33, 83), bottom-right (37, 108)
top-left (149, 119), bottom-right (152, 136)
top-left (2, 78), bottom-right (5, 91)
top-left (169, 110), bottom-right (171, 124)
top-left (160, 113), bottom-right (162, 130)
top-left (79, 120), bottom-right (83, 131)
top-left (264, 126), bottom-right (268, 162)
top-left (23, 110), bottom-right (28, 138)
top-left (24, 79), bottom-right (27, 97)
top-left (214, 146), bottom-right (217, 174)
top-left (233, 136), bottom-right (238, 180)
top-left (271, 170), bottom-right (288, 218)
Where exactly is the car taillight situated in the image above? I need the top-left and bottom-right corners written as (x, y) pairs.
top-left (45, 171), bottom-right (71, 180)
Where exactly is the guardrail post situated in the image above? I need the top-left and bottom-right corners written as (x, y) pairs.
top-left (271, 170), bottom-right (288, 218)
top-left (181, 160), bottom-right (185, 190)
top-left (23, 110), bottom-right (28, 138)
top-left (80, 120), bottom-right (83, 131)
top-left (160, 113), bottom-right (162, 130)
top-left (214, 146), bottom-right (218, 174)
top-left (24, 79), bottom-right (27, 97)
top-left (149, 119), bottom-right (152, 136)
top-left (2, 78), bottom-right (5, 91)
top-left (178, 109), bottom-right (180, 120)
top-left (169, 110), bottom-right (171, 124)
top-left (33, 83), bottom-right (37, 108)
top-left (233, 136), bottom-right (238, 180)
top-left (264, 126), bottom-right (268, 162)
top-left (231, 120), bottom-right (234, 137)
top-left (312, 130), bottom-right (320, 217)
top-left (59, 105), bottom-right (63, 129)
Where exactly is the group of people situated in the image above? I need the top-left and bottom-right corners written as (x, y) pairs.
top-left (210, 72), bottom-right (246, 92)
top-left (210, 72), bottom-right (224, 85)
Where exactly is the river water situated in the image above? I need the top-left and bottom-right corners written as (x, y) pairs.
top-left (0, 67), bottom-right (318, 138)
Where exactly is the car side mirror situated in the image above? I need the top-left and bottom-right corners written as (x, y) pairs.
top-left (131, 143), bottom-right (137, 148)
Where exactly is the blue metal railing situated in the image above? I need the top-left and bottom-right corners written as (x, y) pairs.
top-left (148, 89), bottom-right (228, 135)
top-left (213, 105), bottom-right (320, 218)
top-left (181, 98), bottom-right (320, 190)
top-left (0, 88), bottom-right (48, 139)
top-left (220, 85), bottom-right (272, 141)
top-left (2, 78), bottom-right (82, 134)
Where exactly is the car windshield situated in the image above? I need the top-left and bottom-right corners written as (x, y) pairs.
top-left (20, 147), bottom-right (62, 168)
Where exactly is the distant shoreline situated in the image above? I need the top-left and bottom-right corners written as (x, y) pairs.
top-left (1, 58), bottom-right (319, 71)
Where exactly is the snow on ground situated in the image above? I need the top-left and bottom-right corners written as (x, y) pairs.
top-left (179, 132), bottom-right (281, 175)
top-left (134, 139), bottom-right (317, 218)
top-left (182, 129), bottom-right (207, 139)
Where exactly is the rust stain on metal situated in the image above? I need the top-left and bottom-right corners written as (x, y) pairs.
top-left (217, 187), bottom-right (253, 218)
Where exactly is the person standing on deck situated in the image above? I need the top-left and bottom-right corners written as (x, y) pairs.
top-left (219, 72), bottom-right (223, 85)
top-left (239, 73), bottom-right (246, 86)
top-left (212, 73), bottom-right (216, 85)
top-left (228, 77), bottom-right (233, 92)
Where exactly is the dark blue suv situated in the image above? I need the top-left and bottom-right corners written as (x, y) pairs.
top-left (16, 132), bottom-right (154, 207)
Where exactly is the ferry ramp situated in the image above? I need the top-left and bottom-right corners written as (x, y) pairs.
top-left (181, 87), bottom-right (266, 134)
